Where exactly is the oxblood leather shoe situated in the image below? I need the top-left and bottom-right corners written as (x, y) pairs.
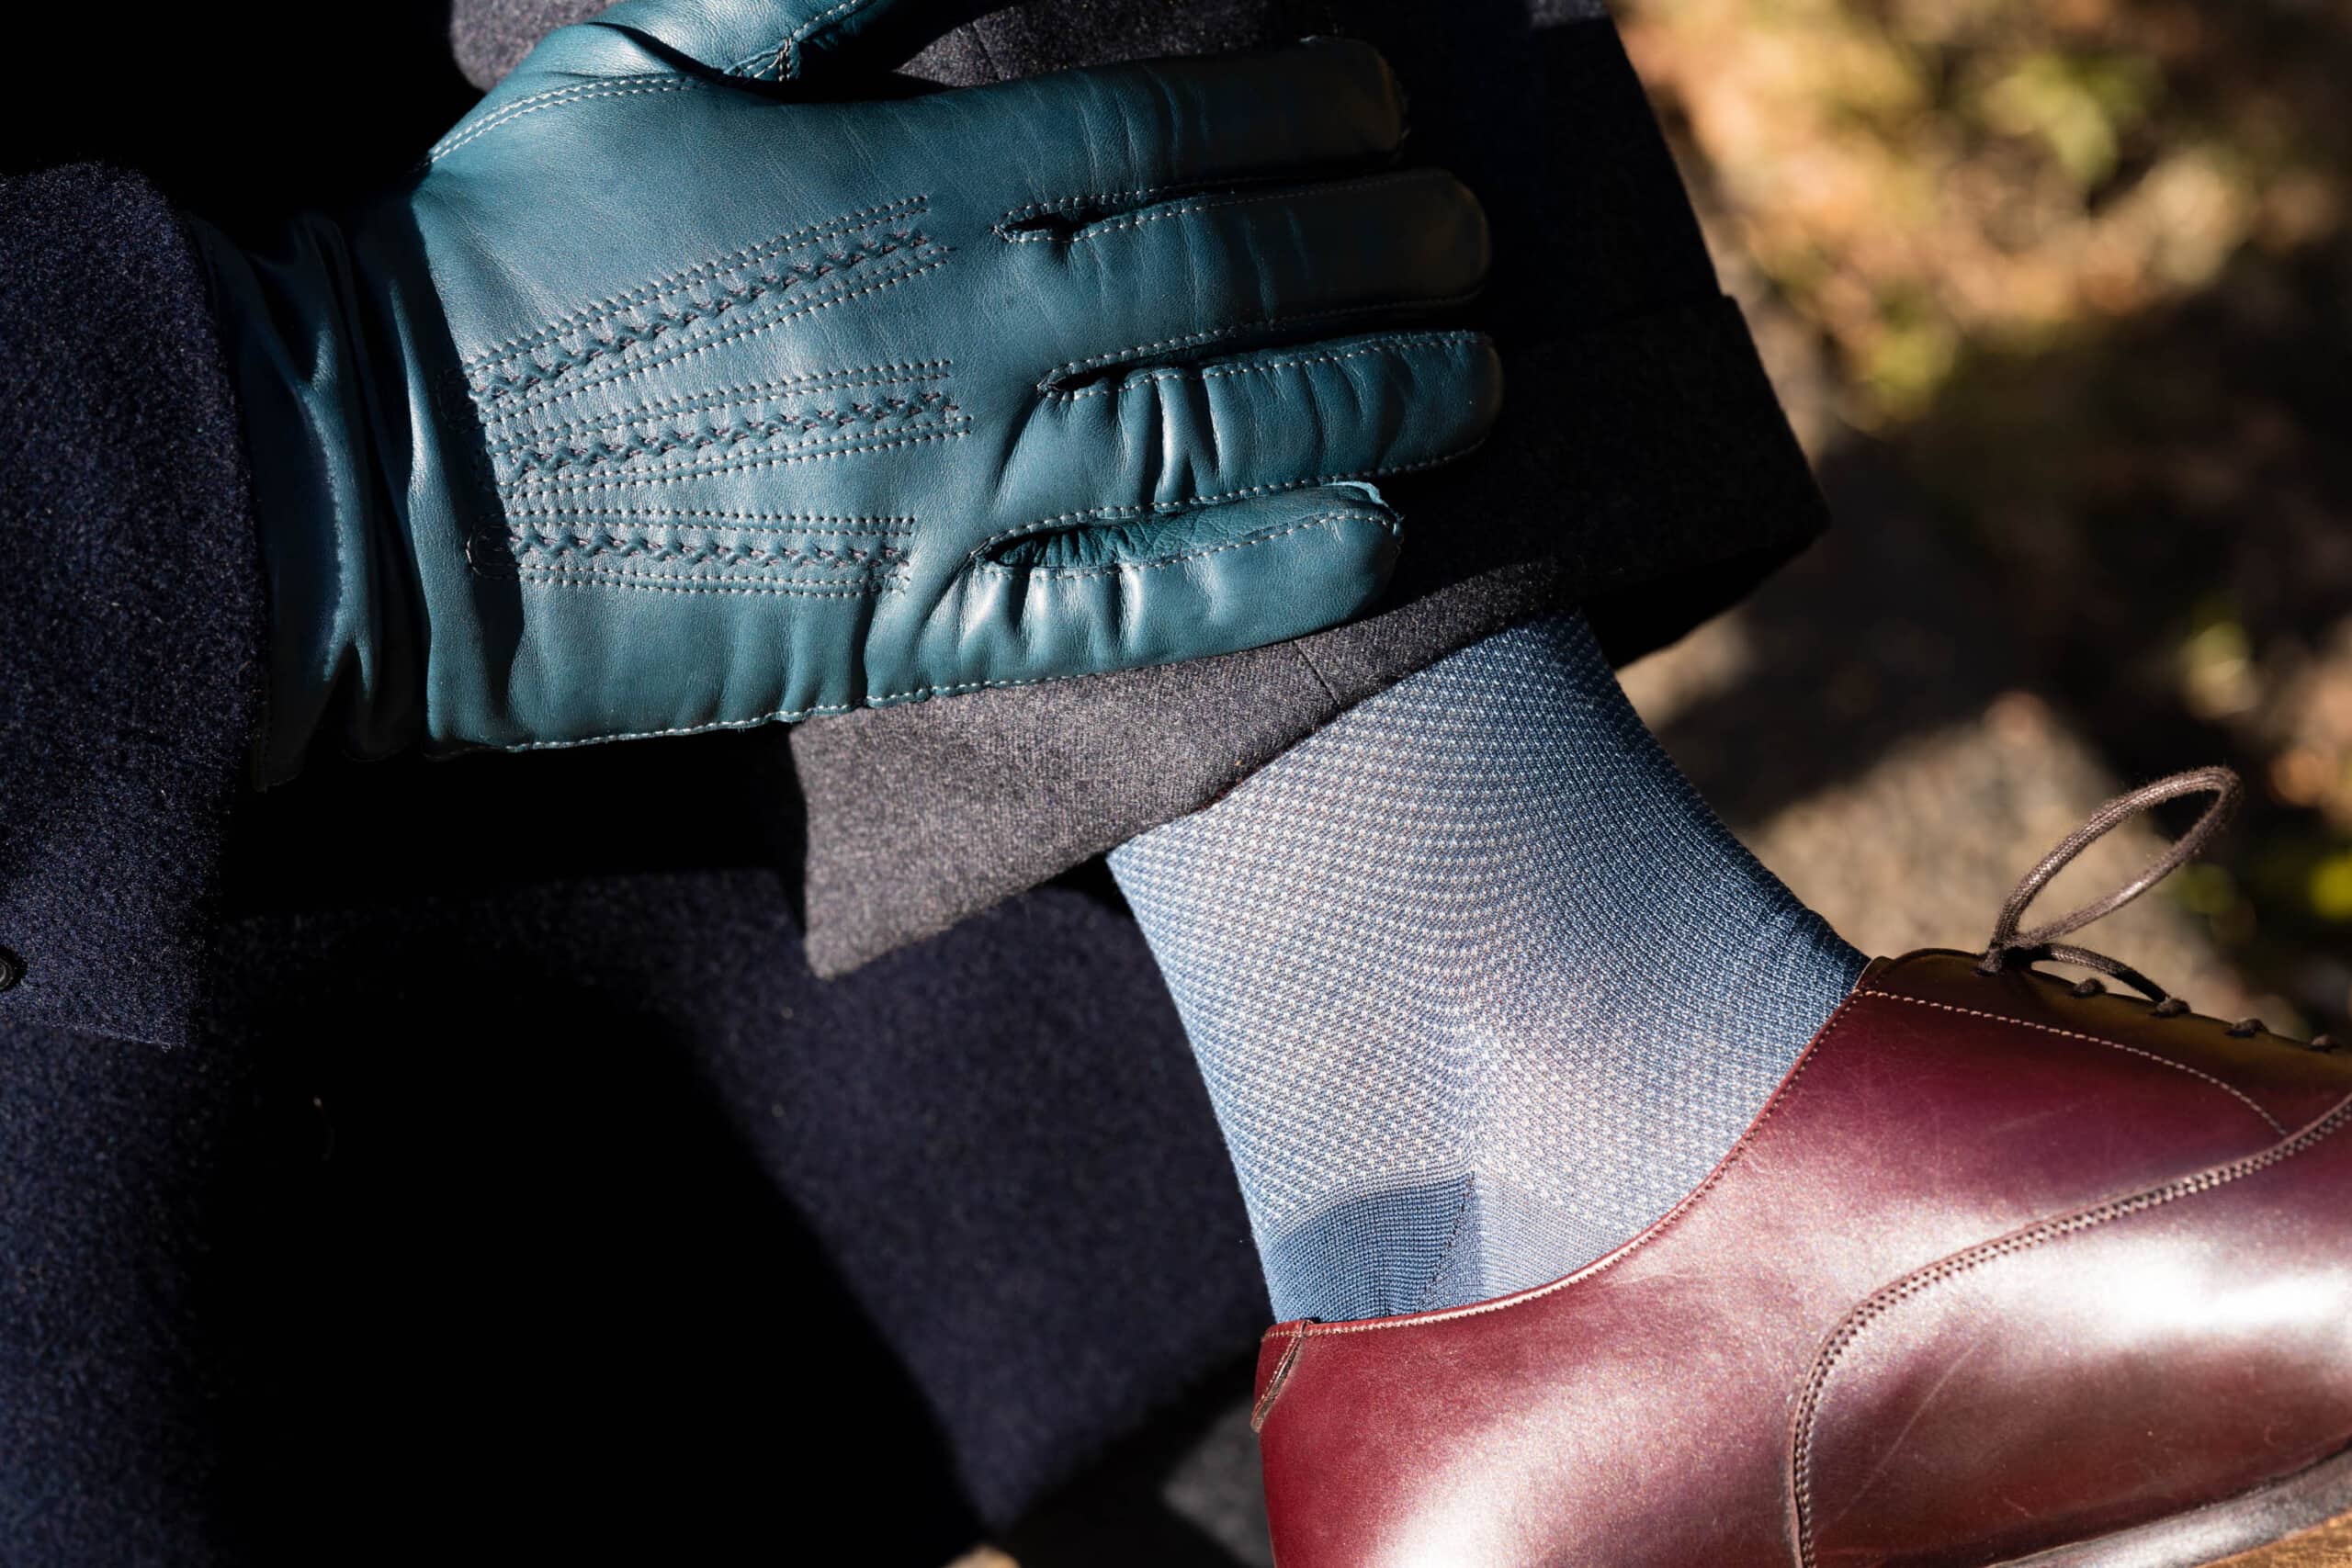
top-left (1250, 769), bottom-right (2352, 1568)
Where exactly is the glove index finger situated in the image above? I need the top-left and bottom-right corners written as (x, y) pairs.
top-left (971, 39), bottom-right (1408, 219)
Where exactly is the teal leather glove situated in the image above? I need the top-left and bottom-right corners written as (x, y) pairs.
top-left (197, 0), bottom-right (1500, 778)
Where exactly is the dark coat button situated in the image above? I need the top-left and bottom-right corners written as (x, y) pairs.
top-left (0, 948), bottom-right (21, 993)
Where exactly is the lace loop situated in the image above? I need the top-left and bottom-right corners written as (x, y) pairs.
top-left (1977, 766), bottom-right (2243, 1006)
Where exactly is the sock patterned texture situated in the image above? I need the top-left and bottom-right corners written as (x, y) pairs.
top-left (1108, 612), bottom-right (1867, 1324)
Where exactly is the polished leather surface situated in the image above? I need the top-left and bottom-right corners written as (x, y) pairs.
top-left (199, 0), bottom-right (1501, 774)
top-left (1251, 951), bottom-right (2352, 1567)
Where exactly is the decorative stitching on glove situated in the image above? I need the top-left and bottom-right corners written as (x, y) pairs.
top-left (508, 519), bottom-right (908, 571)
top-left (998, 182), bottom-right (1194, 230)
top-left (724, 0), bottom-right (889, 80)
top-left (496, 390), bottom-right (958, 479)
top-left (476, 255), bottom-right (954, 422)
top-left (1053, 170), bottom-right (1433, 246)
top-left (430, 77), bottom-right (703, 164)
top-left (469, 231), bottom-right (936, 402)
top-left (500, 507), bottom-right (915, 534)
top-left (489, 360), bottom-right (951, 443)
top-left (517, 566), bottom-right (901, 596)
top-left (1038, 290), bottom-right (1482, 392)
top-left (495, 503), bottom-right (1404, 746)
top-left (991, 171), bottom-right (1295, 242)
top-left (501, 423), bottom-right (970, 499)
top-left (464, 199), bottom-right (927, 371)
top-left (970, 445), bottom-right (1472, 558)
top-left (1046, 331), bottom-right (1485, 402)
top-left (971, 509), bottom-right (1396, 581)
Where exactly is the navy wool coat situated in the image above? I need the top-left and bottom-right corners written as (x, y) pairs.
top-left (0, 2), bottom-right (1821, 1560)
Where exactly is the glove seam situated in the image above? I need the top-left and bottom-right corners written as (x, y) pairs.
top-left (490, 511), bottom-right (1396, 748)
top-left (509, 510), bottom-right (1392, 602)
top-left (496, 359), bottom-right (951, 443)
top-left (499, 424), bottom-right (969, 499)
top-left (495, 390), bottom-right (958, 479)
top-left (470, 231), bottom-right (938, 403)
top-left (517, 567), bottom-right (901, 593)
top-left (996, 171), bottom-right (1295, 231)
top-left (1048, 330), bottom-right (1483, 402)
top-left (500, 506), bottom-right (913, 530)
top-left (1040, 289), bottom-right (1482, 389)
top-left (430, 76), bottom-right (701, 164)
top-left (464, 198), bottom-right (929, 370)
top-left (725, 0), bottom-right (887, 80)
top-left (1002, 169), bottom-right (1435, 246)
top-left (509, 524), bottom-right (908, 570)
top-left (476, 255), bottom-right (954, 421)
top-left (971, 444), bottom-right (1477, 558)
top-left (967, 510), bottom-right (1396, 582)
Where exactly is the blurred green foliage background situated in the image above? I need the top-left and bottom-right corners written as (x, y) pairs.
top-left (1616, 0), bottom-right (2352, 1034)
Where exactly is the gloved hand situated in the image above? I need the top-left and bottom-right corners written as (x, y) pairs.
top-left (197, 0), bottom-right (1500, 779)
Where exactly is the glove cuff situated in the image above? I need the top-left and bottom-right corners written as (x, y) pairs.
top-left (192, 213), bottom-right (422, 782)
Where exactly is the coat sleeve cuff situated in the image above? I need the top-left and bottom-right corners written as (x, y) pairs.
top-left (792, 292), bottom-right (1826, 977)
top-left (0, 165), bottom-right (266, 1046)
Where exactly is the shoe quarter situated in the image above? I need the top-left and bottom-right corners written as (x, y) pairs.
top-left (1793, 1097), bottom-right (2352, 1568)
top-left (1257, 970), bottom-right (2296, 1568)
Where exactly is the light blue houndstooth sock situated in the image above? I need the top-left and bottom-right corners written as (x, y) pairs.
top-left (1108, 611), bottom-right (1866, 1325)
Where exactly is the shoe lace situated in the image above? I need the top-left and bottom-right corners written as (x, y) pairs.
top-left (1976, 764), bottom-right (2338, 1051)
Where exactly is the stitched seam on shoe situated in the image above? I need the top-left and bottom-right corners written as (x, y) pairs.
top-left (1044, 331), bottom-right (1485, 402)
top-left (466, 204), bottom-right (929, 369)
top-left (486, 360), bottom-right (952, 442)
top-left (501, 424), bottom-right (969, 498)
top-left (483, 255), bottom-right (952, 420)
top-left (1859, 991), bottom-right (2287, 1137)
top-left (1264, 987), bottom-right (1871, 1342)
top-left (1040, 291), bottom-right (1482, 389)
top-left (1787, 1090), bottom-right (2352, 1568)
top-left (470, 234), bottom-right (936, 402)
top-left (431, 77), bottom-right (700, 164)
top-left (1251, 1332), bottom-right (1307, 1432)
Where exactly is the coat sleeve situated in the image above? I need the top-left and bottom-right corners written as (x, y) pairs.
top-left (0, 164), bottom-right (266, 1047)
top-left (787, 2), bottom-right (1830, 976)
